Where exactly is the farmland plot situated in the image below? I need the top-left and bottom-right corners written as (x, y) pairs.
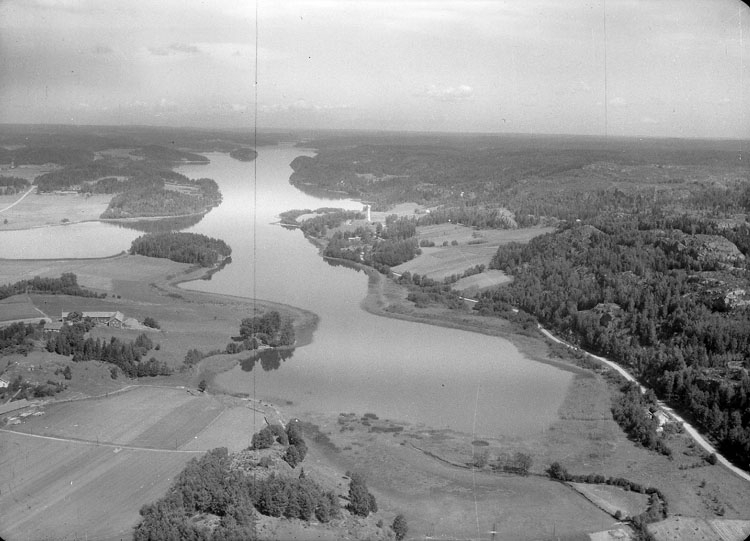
top-left (0, 385), bottom-right (243, 540)
top-left (0, 293), bottom-right (43, 323)
top-left (0, 431), bottom-right (196, 541)
top-left (10, 386), bottom-right (209, 446)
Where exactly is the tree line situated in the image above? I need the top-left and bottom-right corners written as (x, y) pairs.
top-left (0, 175), bottom-right (29, 195)
top-left (0, 273), bottom-right (105, 302)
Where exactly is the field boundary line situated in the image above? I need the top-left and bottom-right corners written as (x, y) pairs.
top-left (0, 428), bottom-right (205, 453)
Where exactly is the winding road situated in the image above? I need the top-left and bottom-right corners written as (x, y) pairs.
top-left (538, 325), bottom-right (750, 484)
top-left (0, 185), bottom-right (36, 213)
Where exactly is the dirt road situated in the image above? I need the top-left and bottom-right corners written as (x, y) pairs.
top-left (538, 325), bottom-right (750, 484)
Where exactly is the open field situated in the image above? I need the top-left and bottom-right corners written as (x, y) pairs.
top-left (181, 404), bottom-right (261, 452)
top-left (570, 482), bottom-right (649, 518)
top-left (453, 269), bottom-right (512, 293)
top-left (0, 254), bottom-right (192, 292)
top-left (290, 410), bottom-right (616, 541)
top-left (9, 386), bottom-right (222, 447)
top-left (0, 293), bottom-right (44, 323)
top-left (0, 164), bottom-right (56, 182)
top-left (0, 430), bottom-right (198, 541)
top-left (0, 192), bottom-right (113, 230)
top-left (0, 385), bottom-right (274, 541)
top-left (393, 225), bottom-right (554, 279)
top-left (647, 517), bottom-right (750, 541)
top-left (0, 352), bottom-right (126, 399)
top-left (0, 254), bottom-right (317, 379)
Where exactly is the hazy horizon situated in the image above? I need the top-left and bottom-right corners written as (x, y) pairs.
top-left (1, 0), bottom-right (748, 140)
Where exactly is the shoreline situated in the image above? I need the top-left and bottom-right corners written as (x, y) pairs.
top-left (325, 254), bottom-right (589, 377)
top-left (0, 210), bottom-right (212, 232)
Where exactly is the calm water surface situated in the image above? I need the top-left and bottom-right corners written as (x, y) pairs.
top-left (177, 147), bottom-right (573, 437)
top-left (0, 146), bottom-right (573, 437)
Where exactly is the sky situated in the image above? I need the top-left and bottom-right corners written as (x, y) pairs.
top-left (0, 0), bottom-right (748, 138)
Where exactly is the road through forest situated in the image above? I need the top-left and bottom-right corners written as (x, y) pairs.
top-left (538, 325), bottom-right (750, 484)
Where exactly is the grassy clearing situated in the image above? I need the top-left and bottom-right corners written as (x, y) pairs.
top-left (0, 293), bottom-right (43, 322)
top-left (453, 269), bottom-right (512, 293)
top-left (296, 411), bottom-right (615, 541)
top-left (570, 482), bottom-right (649, 518)
top-left (647, 516), bottom-right (750, 541)
top-left (182, 405), bottom-right (258, 452)
top-left (0, 192), bottom-right (112, 230)
top-left (393, 225), bottom-right (553, 279)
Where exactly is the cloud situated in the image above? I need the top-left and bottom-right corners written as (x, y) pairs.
top-left (148, 43), bottom-right (200, 56)
top-left (418, 84), bottom-right (474, 102)
top-left (260, 100), bottom-right (351, 114)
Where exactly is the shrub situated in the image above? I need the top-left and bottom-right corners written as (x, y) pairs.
top-left (268, 424), bottom-right (289, 445)
top-left (283, 445), bottom-right (301, 468)
top-left (347, 472), bottom-right (377, 517)
top-left (251, 426), bottom-right (275, 450)
top-left (547, 461), bottom-right (569, 481)
top-left (143, 317), bottom-right (161, 329)
top-left (392, 514), bottom-right (408, 540)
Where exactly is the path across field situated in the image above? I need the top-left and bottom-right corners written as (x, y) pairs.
top-left (0, 185), bottom-right (36, 213)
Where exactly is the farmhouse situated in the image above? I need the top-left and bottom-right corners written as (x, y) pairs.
top-left (62, 311), bottom-right (125, 328)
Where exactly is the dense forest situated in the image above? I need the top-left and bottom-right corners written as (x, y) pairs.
top-left (129, 232), bottom-right (232, 266)
top-left (290, 134), bottom-right (746, 226)
top-left (129, 144), bottom-right (209, 163)
top-left (0, 175), bottom-right (29, 195)
top-left (477, 220), bottom-right (750, 469)
top-left (45, 321), bottom-right (170, 378)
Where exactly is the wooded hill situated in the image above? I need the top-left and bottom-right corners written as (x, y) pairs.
top-left (478, 219), bottom-right (750, 469)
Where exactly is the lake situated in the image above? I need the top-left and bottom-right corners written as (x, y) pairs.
top-left (0, 146), bottom-right (573, 437)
